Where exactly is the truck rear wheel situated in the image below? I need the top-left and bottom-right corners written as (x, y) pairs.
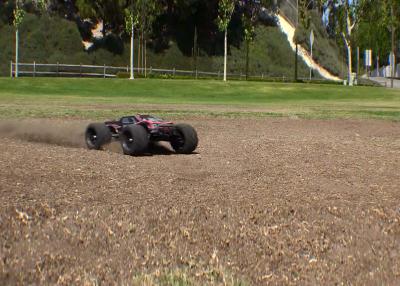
top-left (120, 125), bottom-right (149, 156)
top-left (171, 124), bottom-right (198, 154)
top-left (85, 123), bottom-right (112, 150)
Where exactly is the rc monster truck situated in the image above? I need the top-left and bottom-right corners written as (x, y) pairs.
top-left (85, 114), bottom-right (198, 156)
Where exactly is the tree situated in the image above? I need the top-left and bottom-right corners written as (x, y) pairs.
top-left (124, 1), bottom-right (139, 80)
top-left (217, 0), bottom-right (236, 81)
top-left (381, 0), bottom-right (399, 87)
top-left (37, 0), bottom-right (49, 14)
top-left (324, 0), bottom-right (368, 85)
top-left (134, 0), bottom-right (161, 76)
top-left (294, 0), bottom-right (314, 81)
top-left (241, 0), bottom-right (261, 80)
top-left (13, 0), bottom-right (25, 78)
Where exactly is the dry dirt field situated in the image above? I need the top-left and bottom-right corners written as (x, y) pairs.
top-left (0, 117), bottom-right (399, 285)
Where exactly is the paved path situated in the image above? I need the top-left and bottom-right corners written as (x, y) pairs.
top-left (368, 77), bottom-right (400, 88)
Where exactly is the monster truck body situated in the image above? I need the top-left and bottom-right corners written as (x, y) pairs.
top-left (85, 114), bottom-right (198, 156)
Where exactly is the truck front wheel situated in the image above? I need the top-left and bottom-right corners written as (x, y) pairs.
top-left (120, 125), bottom-right (149, 156)
top-left (170, 124), bottom-right (198, 154)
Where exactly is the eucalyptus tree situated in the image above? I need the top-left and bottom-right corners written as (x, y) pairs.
top-left (217, 0), bottom-right (236, 81)
top-left (323, 0), bottom-right (369, 85)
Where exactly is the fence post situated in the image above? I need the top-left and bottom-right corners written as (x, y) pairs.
top-left (262, 73), bottom-right (264, 79)
top-left (103, 64), bottom-right (106, 78)
top-left (10, 61), bottom-right (13, 78)
top-left (150, 66), bottom-right (152, 75)
top-left (80, 63), bottom-right (82, 77)
top-left (196, 69), bottom-right (198, 79)
top-left (57, 62), bottom-right (59, 77)
top-left (218, 70), bottom-right (220, 79)
top-left (33, 61), bottom-right (36, 77)
top-left (173, 67), bottom-right (176, 76)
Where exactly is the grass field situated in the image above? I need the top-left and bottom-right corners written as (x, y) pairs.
top-left (0, 77), bottom-right (399, 120)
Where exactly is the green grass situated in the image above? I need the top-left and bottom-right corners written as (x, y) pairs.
top-left (0, 78), bottom-right (399, 121)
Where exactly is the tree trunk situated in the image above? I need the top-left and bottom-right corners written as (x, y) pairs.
top-left (137, 33), bottom-right (141, 74)
top-left (15, 29), bottom-right (19, 78)
top-left (294, 44), bottom-right (298, 81)
top-left (391, 5), bottom-right (396, 88)
top-left (246, 40), bottom-right (249, 80)
top-left (224, 29), bottom-right (227, 82)
top-left (145, 38), bottom-right (147, 78)
top-left (142, 30), bottom-right (144, 75)
top-left (342, 32), bottom-right (352, 85)
top-left (346, 43), bottom-right (352, 85)
top-left (130, 22), bottom-right (134, 80)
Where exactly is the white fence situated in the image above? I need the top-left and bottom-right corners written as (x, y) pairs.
top-left (9, 61), bottom-right (323, 82)
top-left (9, 61), bottom-right (253, 79)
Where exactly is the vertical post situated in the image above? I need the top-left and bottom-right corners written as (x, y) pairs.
top-left (224, 29), bottom-right (227, 82)
top-left (33, 61), bottom-right (36, 77)
top-left (130, 20), bottom-right (134, 80)
top-left (173, 67), bottom-right (176, 77)
top-left (376, 54), bottom-right (379, 77)
top-left (10, 61), bottom-right (13, 78)
top-left (80, 63), bottom-right (82, 77)
top-left (15, 29), bottom-right (19, 78)
top-left (295, 44), bottom-right (298, 81)
top-left (309, 48), bottom-right (313, 81)
top-left (356, 47), bottom-right (360, 80)
top-left (391, 4), bottom-right (395, 88)
top-left (57, 62), bottom-right (59, 77)
top-left (144, 39), bottom-right (147, 78)
top-left (103, 64), bottom-right (106, 78)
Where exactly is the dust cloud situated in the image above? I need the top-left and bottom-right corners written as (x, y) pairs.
top-left (0, 119), bottom-right (86, 148)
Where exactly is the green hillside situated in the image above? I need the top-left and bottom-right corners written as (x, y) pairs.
top-left (1, 14), bottom-right (314, 78)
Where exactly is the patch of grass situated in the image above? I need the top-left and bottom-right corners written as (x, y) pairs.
top-left (130, 267), bottom-right (248, 286)
top-left (0, 78), bottom-right (399, 121)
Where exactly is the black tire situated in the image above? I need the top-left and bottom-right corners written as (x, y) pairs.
top-left (171, 124), bottom-right (198, 154)
top-left (120, 125), bottom-right (149, 156)
top-left (85, 123), bottom-right (112, 150)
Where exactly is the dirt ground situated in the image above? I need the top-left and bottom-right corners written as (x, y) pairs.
top-left (0, 117), bottom-right (399, 285)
